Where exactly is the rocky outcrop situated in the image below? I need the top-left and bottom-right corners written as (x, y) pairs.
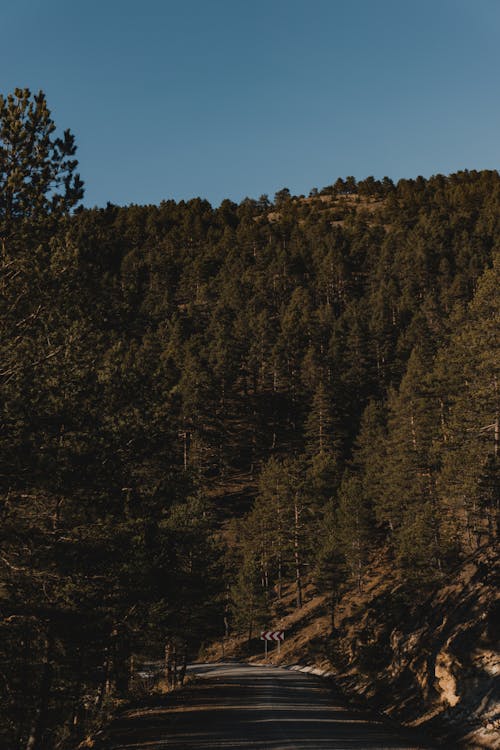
top-left (334, 548), bottom-right (499, 748)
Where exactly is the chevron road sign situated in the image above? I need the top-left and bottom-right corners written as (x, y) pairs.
top-left (261, 630), bottom-right (285, 656)
top-left (260, 631), bottom-right (285, 642)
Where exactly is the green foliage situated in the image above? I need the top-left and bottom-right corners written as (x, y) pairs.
top-left (0, 88), bottom-right (83, 243)
top-left (314, 502), bottom-right (349, 630)
top-left (231, 456), bottom-right (318, 615)
top-left (230, 554), bottom-right (270, 642)
top-left (436, 253), bottom-right (500, 546)
top-left (336, 473), bottom-right (373, 588)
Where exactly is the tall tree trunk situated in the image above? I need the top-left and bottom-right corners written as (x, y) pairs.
top-left (25, 623), bottom-right (54, 750)
top-left (277, 485), bottom-right (283, 600)
top-left (277, 553), bottom-right (282, 600)
top-left (178, 645), bottom-right (188, 685)
top-left (330, 590), bottom-right (337, 633)
top-left (165, 640), bottom-right (174, 690)
top-left (16, 622), bottom-right (31, 747)
top-left (172, 645), bottom-right (178, 688)
top-left (95, 640), bottom-right (112, 717)
top-left (294, 494), bottom-right (303, 609)
top-left (247, 603), bottom-right (254, 644)
top-left (69, 650), bottom-right (84, 740)
top-left (114, 633), bottom-right (131, 696)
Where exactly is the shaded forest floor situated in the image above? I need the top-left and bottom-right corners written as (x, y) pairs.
top-left (206, 469), bottom-right (258, 522)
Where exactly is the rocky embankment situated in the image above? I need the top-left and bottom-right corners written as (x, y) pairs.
top-left (331, 548), bottom-right (499, 748)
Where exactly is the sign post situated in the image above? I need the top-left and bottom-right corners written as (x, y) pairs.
top-left (260, 630), bottom-right (285, 658)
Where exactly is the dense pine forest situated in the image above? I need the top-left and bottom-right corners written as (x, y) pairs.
top-left (1, 90), bottom-right (498, 749)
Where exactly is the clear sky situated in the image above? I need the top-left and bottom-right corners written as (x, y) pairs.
top-left (1, 0), bottom-right (499, 207)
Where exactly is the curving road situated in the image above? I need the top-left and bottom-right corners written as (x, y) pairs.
top-left (107, 662), bottom-right (432, 749)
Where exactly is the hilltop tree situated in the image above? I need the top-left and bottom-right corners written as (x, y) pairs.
top-left (0, 87), bottom-right (83, 246)
top-left (0, 88), bottom-right (85, 401)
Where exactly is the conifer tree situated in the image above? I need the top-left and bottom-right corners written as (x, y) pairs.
top-left (230, 555), bottom-right (269, 643)
top-left (305, 382), bottom-right (337, 455)
top-left (314, 503), bottom-right (348, 631)
top-left (376, 346), bottom-right (443, 575)
top-left (335, 472), bottom-right (372, 590)
top-left (0, 88), bottom-right (83, 246)
top-left (437, 254), bottom-right (500, 547)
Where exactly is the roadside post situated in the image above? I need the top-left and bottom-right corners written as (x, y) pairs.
top-left (260, 630), bottom-right (285, 658)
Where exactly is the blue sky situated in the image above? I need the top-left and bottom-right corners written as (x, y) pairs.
top-left (1, 0), bottom-right (499, 207)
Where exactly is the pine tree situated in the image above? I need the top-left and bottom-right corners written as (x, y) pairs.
top-left (352, 398), bottom-right (388, 510)
top-left (376, 346), bottom-right (444, 576)
top-left (0, 88), bottom-right (83, 246)
top-left (437, 253), bottom-right (500, 547)
top-left (314, 505), bottom-right (348, 631)
top-left (336, 472), bottom-right (372, 590)
top-left (305, 382), bottom-right (337, 455)
top-left (230, 554), bottom-right (269, 643)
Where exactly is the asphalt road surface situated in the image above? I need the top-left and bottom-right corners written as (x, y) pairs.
top-left (107, 662), bottom-right (432, 749)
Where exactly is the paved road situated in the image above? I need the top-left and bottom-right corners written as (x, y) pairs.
top-left (107, 662), bottom-right (432, 749)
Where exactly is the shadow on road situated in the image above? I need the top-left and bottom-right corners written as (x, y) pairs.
top-left (105, 662), bottom-right (434, 749)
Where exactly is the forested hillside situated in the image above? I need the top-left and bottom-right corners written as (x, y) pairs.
top-left (1, 90), bottom-right (498, 749)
